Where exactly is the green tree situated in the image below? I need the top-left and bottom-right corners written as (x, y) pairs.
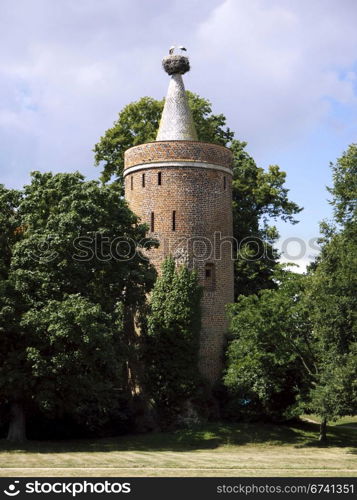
top-left (94, 93), bottom-right (301, 298)
top-left (94, 97), bottom-right (164, 185)
top-left (20, 296), bottom-right (125, 435)
top-left (304, 230), bottom-right (356, 440)
top-left (0, 185), bottom-right (27, 440)
top-left (0, 185), bottom-right (22, 278)
top-left (227, 145), bottom-right (356, 439)
top-left (230, 140), bottom-right (301, 296)
top-left (328, 143), bottom-right (357, 226)
top-left (144, 257), bottom-right (202, 427)
top-left (13, 172), bottom-right (155, 312)
top-left (304, 147), bottom-right (357, 440)
top-left (224, 270), bottom-right (314, 421)
top-left (0, 172), bottom-right (156, 441)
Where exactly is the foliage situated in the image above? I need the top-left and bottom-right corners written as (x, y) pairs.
top-left (94, 93), bottom-right (301, 297)
top-left (224, 271), bottom-right (314, 421)
top-left (12, 171), bottom-right (155, 311)
top-left (94, 97), bottom-right (164, 185)
top-left (302, 145), bottom-right (357, 438)
top-left (21, 295), bottom-right (126, 430)
top-left (304, 220), bottom-right (357, 431)
top-left (0, 185), bottom-right (28, 439)
top-left (0, 172), bottom-right (156, 440)
top-left (230, 140), bottom-right (301, 296)
top-left (0, 185), bottom-right (22, 279)
top-left (144, 257), bottom-right (202, 427)
top-left (225, 145), bottom-right (357, 436)
top-left (327, 143), bottom-right (357, 226)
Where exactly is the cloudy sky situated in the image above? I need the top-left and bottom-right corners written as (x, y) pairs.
top-left (1, 0), bottom-right (356, 270)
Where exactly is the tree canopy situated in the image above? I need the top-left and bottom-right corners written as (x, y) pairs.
top-left (303, 144), bottom-right (357, 438)
top-left (327, 143), bottom-right (357, 226)
top-left (224, 144), bottom-right (357, 440)
top-left (0, 172), bottom-right (156, 441)
top-left (224, 270), bottom-right (313, 422)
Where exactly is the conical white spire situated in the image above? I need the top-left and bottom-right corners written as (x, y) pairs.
top-left (156, 54), bottom-right (198, 141)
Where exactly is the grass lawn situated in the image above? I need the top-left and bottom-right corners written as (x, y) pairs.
top-left (302, 415), bottom-right (357, 428)
top-left (0, 419), bottom-right (356, 477)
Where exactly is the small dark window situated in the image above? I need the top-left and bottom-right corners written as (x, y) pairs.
top-left (158, 172), bottom-right (162, 185)
top-left (172, 210), bottom-right (176, 231)
top-left (150, 212), bottom-right (155, 232)
top-left (205, 263), bottom-right (215, 290)
top-left (142, 173), bottom-right (145, 187)
top-left (223, 175), bottom-right (226, 190)
top-left (131, 176), bottom-right (133, 190)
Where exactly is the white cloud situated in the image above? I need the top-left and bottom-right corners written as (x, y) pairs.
top-left (190, 0), bottom-right (357, 160)
top-left (279, 257), bottom-right (312, 274)
top-left (276, 231), bottom-right (321, 274)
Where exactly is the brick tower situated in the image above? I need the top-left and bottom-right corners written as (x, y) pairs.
top-left (124, 51), bottom-right (234, 384)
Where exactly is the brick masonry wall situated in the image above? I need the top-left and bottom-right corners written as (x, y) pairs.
top-left (124, 141), bottom-right (234, 384)
top-left (125, 140), bottom-right (233, 170)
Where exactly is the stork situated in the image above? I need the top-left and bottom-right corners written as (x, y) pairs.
top-left (168, 45), bottom-right (187, 54)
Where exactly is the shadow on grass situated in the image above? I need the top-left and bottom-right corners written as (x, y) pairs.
top-left (334, 423), bottom-right (357, 430)
top-left (0, 421), bottom-right (356, 454)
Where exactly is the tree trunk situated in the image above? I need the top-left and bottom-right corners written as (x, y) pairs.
top-left (319, 416), bottom-right (327, 442)
top-left (7, 401), bottom-right (26, 442)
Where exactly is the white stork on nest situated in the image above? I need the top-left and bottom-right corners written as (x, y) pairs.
top-left (168, 45), bottom-right (187, 54)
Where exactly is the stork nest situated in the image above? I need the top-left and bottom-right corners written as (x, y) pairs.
top-left (162, 55), bottom-right (190, 75)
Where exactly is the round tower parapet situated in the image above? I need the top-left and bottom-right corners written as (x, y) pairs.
top-left (124, 140), bottom-right (233, 173)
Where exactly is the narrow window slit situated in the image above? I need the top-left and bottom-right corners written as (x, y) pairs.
top-left (131, 176), bottom-right (133, 190)
top-left (151, 212), bottom-right (155, 232)
top-left (205, 263), bottom-right (215, 290)
top-left (158, 172), bottom-right (162, 185)
top-left (142, 173), bottom-right (145, 187)
top-left (172, 210), bottom-right (176, 231)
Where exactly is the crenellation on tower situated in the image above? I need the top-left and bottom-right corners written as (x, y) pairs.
top-left (124, 49), bottom-right (234, 384)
